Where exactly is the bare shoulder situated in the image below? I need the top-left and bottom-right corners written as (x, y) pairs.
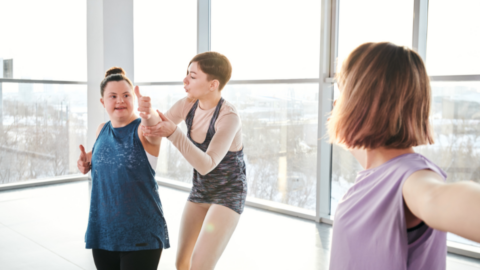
top-left (402, 169), bottom-right (448, 224)
top-left (96, 123), bottom-right (106, 138)
top-left (403, 169), bottom-right (445, 207)
top-left (407, 169), bottom-right (444, 185)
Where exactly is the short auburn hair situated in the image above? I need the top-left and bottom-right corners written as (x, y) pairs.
top-left (328, 42), bottom-right (434, 149)
top-left (188, 51), bottom-right (232, 91)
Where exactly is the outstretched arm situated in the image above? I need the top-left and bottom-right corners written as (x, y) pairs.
top-left (403, 170), bottom-right (480, 243)
top-left (142, 111), bottom-right (240, 175)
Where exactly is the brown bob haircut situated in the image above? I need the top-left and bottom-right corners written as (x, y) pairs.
top-left (100, 67), bottom-right (133, 97)
top-left (188, 51), bottom-right (232, 91)
top-left (328, 42), bottom-right (434, 149)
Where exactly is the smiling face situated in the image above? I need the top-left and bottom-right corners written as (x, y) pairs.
top-left (101, 80), bottom-right (135, 123)
top-left (183, 61), bottom-right (218, 99)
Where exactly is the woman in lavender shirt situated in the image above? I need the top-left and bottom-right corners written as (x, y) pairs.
top-left (328, 42), bottom-right (480, 270)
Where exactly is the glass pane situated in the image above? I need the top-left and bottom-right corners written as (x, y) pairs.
top-left (418, 81), bottom-right (480, 248)
top-left (0, 1), bottom-right (86, 81)
top-left (331, 84), bottom-right (360, 216)
top-left (142, 84), bottom-right (318, 210)
top-left (337, 0), bottom-right (414, 71)
top-left (138, 85), bottom-right (193, 184)
top-left (211, 0), bottom-right (321, 80)
top-left (134, 0), bottom-right (197, 82)
top-left (426, 0), bottom-right (480, 75)
top-left (223, 84), bottom-right (318, 211)
top-left (331, 81), bottom-right (480, 248)
top-left (0, 83), bottom-right (87, 184)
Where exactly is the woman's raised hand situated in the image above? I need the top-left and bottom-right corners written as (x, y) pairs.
top-left (135, 86), bottom-right (152, 120)
top-left (77, 145), bottom-right (91, 174)
top-left (141, 110), bottom-right (177, 138)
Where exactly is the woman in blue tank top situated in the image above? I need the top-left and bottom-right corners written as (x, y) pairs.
top-left (77, 67), bottom-right (169, 270)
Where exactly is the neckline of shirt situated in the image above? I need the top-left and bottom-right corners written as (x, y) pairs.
top-left (110, 118), bottom-right (139, 130)
top-left (357, 152), bottom-right (420, 176)
top-left (197, 104), bottom-right (219, 113)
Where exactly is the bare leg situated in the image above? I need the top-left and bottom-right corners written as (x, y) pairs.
top-left (190, 204), bottom-right (240, 270)
top-left (176, 201), bottom-right (209, 270)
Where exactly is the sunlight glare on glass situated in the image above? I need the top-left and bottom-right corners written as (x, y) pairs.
top-left (212, 0), bottom-right (321, 80)
top-left (0, 0), bottom-right (87, 81)
top-left (337, 0), bottom-right (413, 73)
top-left (426, 0), bottom-right (480, 75)
top-left (134, 0), bottom-right (197, 82)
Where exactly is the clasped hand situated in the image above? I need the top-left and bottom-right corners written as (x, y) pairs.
top-left (140, 110), bottom-right (177, 138)
top-left (135, 86), bottom-right (175, 137)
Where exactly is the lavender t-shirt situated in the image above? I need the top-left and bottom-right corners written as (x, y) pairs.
top-left (330, 153), bottom-right (447, 270)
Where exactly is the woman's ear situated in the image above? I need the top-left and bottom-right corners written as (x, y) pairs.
top-left (210, 79), bottom-right (220, 91)
top-left (100, 98), bottom-right (105, 108)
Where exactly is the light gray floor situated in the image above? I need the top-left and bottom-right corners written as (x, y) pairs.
top-left (0, 181), bottom-right (479, 270)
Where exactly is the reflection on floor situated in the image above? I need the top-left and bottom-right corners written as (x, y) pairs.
top-left (0, 181), bottom-right (479, 270)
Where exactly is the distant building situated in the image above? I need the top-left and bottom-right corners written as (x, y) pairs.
top-left (3, 59), bottom-right (13, 78)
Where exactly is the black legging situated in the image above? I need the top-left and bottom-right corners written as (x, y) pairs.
top-left (92, 248), bottom-right (163, 270)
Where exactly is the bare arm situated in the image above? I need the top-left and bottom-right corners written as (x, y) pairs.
top-left (403, 170), bottom-right (480, 243)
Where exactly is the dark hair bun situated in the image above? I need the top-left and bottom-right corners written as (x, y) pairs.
top-left (105, 67), bottom-right (126, 78)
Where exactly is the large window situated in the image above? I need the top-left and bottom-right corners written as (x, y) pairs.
top-left (0, 83), bottom-right (87, 184)
top-left (212, 0), bottom-right (321, 211)
top-left (141, 83), bottom-right (320, 212)
top-left (222, 84), bottom-right (318, 210)
top-left (0, 1), bottom-right (87, 184)
top-left (417, 81), bottom-right (480, 248)
top-left (424, 1), bottom-right (480, 248)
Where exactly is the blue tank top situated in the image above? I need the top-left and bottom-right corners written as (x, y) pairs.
top-left (85, 118), bottom-right (170, 251)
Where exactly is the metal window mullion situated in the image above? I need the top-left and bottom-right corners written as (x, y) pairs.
top-left (0, 79), bottom-right (87, 85)
top-left (136, 78), bottom-right (324, 86)
top-left (316, 0), bottom-right (336, 223)
top-left (329, 0), bottom-right (340, 78)
top-left (412, 0), bottom-right (429, 61)
top-left (197, 0), bottom-right (211, 53)
top-left (429, 74), bottom-right (480, 82)
top-left (87, 0), bottom-right (134, 151)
